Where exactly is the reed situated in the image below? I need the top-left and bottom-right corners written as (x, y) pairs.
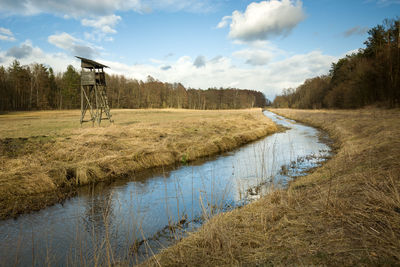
top-left (144, 107), bottom-right (400, 266)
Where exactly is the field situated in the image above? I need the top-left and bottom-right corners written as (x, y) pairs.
top-left (0, 108), bottom-right (277, 219)
top-left (149, 108), bottom-right (400, 266)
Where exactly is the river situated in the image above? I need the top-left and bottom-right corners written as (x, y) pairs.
top-left (0, 111), bottom-right (332, 266)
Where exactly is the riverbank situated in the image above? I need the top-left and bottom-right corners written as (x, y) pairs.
top-left (149, 108), bottom-right (400, 266)
top-left (0, 108), bottom-right (277, 219)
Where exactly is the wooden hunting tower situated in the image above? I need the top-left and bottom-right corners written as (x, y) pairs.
top-left (77, 56), bottom-right (113, 126)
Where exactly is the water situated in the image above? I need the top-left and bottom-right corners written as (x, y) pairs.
top-left (0, 111), bottom-right (332, 266)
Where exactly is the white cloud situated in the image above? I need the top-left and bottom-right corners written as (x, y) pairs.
top-left (193, 55), bottom-right (206, 68)
top-left (81, 14), bottom-right (121, 34)
top-left (84, 31), bottom-right (114, 42)
top-left (0, 0), bottom-right (218, 17)
top-left (149, 58), bottom-right (164, 64)
top-left (233, 49), bottom-right (273, 66)
top-left (0, 27), bottom-right (13, 36)
top-left (217, 16), bottom-right (231, 29)
top-left (48, 32), bottom-right (101, 58)
top-left (343, 26), bottom-right (369, 37)
top-left (100, 50), bottom-right (336, 100)
top-left (0, 0), bottom-right (134, 17)
top-left (1, 40), bottom-right (79, 71)
top-left (6, 40), bottom-right (33, 58)
top-left (232, 40), bottom-right (286, 66)
top-left (0, 35), bottom-right (16, 41)
top-left (161, 65), bottom-right (172, 70)
top-left (0, 1), bottom-right (217, 40)
top-left (48, 32), bottom-right (78, 50)
top-left (343, 49), bottom-right (360, 57)
top-left (0, 27), bottom-right (16, 41)
top-left (1, 37), bottom-right (337, 101)
top-left (218, 0), bottom-right (305, 42)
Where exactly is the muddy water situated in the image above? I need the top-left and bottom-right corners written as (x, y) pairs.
top-left (0, 111), bottom-right (332, 266)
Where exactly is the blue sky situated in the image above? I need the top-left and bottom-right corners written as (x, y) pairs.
top-left (0, 0), bottom-right (399, 100)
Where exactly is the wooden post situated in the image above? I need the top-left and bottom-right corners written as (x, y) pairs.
top-left (80, 84), bottom-right (83, 126)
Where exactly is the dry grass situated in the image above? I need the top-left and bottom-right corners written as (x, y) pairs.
top-left (0, 108), bottom-right (277, 219)
top-left (147, 108), bottom-right (400, 266)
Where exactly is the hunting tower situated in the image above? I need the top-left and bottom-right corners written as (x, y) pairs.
top-left (77, 56), bottom-right (113, 126)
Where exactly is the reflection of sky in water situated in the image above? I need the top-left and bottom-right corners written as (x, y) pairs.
top-left (0, 111), bottom-right (332, 266)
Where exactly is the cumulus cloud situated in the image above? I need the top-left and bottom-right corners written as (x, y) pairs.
top-left (0, 35), bottom-right (337, 102)
top-left (233, 49), bottom-right (274, 66)
top-left (81, 14), bottom-right (121, 34)
top-left (161, 65), bottom-right (172, 70)
top-left (99, 49), bottom-right (336, 101)
top-left (217, 16), bottom-right (231, 29)
top-left (218, 0), bottom-right (305, 42)
top-left (343, 26), bottom-right (369, 37)
top-left (232, 41), bottom-right (285, 65)
top-left (193, 55), bottom-right (206, 68)
top-left (48, 32), bottom-right (99, 58)
top-left (0, 27), bottom-right (16, 41)
top-left (6, 40), bottom-right (33, 58)
top-left (1, 39), bottom-right (78, 71)
top-left (268, 51), bottom-right (335, 80)
top-left (0, 1), bottom-right (219, 41)
top-left (210, 55), bottom-right (223, 62)
top-left (48, 32), bottom-right (78, 49)
top-left (81, 14), bottom-right (121, 41)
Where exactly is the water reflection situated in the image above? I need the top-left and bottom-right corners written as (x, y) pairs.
top-left (0, 111), bottom-right (332, 266)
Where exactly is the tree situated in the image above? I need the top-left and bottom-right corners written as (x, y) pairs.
top-left (1, 61), bottom-right (270, 111)
top-left (60, 65), bottom-right (80, 109)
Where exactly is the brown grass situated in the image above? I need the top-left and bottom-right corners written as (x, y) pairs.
top-left (146, 108), bottom-right (400, 266)
top-left (0, 108), bottom-right (277, 219)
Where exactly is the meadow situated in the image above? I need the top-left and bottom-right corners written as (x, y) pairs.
top-left (0, 108), bottom-right (277, 219)
top-left (148, 108), bottom-right (400, 266)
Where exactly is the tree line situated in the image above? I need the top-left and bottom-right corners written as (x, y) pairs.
top-left (273, 18), bottom-right (400, 109)
top-left (0, 62), bottom-right (268, 111)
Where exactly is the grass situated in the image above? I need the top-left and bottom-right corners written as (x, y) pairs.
top-left (146, 108), bottom-right (400, 266)
top-left (0, 108), bottom-right (277, 219)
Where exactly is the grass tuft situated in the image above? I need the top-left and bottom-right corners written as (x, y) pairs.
top-left (0, 108), bottom-right (277, 219)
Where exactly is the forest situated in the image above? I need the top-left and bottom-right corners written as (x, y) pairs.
top-left (0, 61), bottom-right (268, 111)
top-left (273, 18), bottom-right (400, 109)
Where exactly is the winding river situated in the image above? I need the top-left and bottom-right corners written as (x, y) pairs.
top-left (0, 111), bottom-right (332, 266)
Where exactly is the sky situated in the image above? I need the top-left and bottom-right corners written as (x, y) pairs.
top-left (0, 0), bottom-right (399, 100)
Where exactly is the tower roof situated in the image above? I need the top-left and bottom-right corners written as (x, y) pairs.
top-left (76, 56), bottom-right (109, 69)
